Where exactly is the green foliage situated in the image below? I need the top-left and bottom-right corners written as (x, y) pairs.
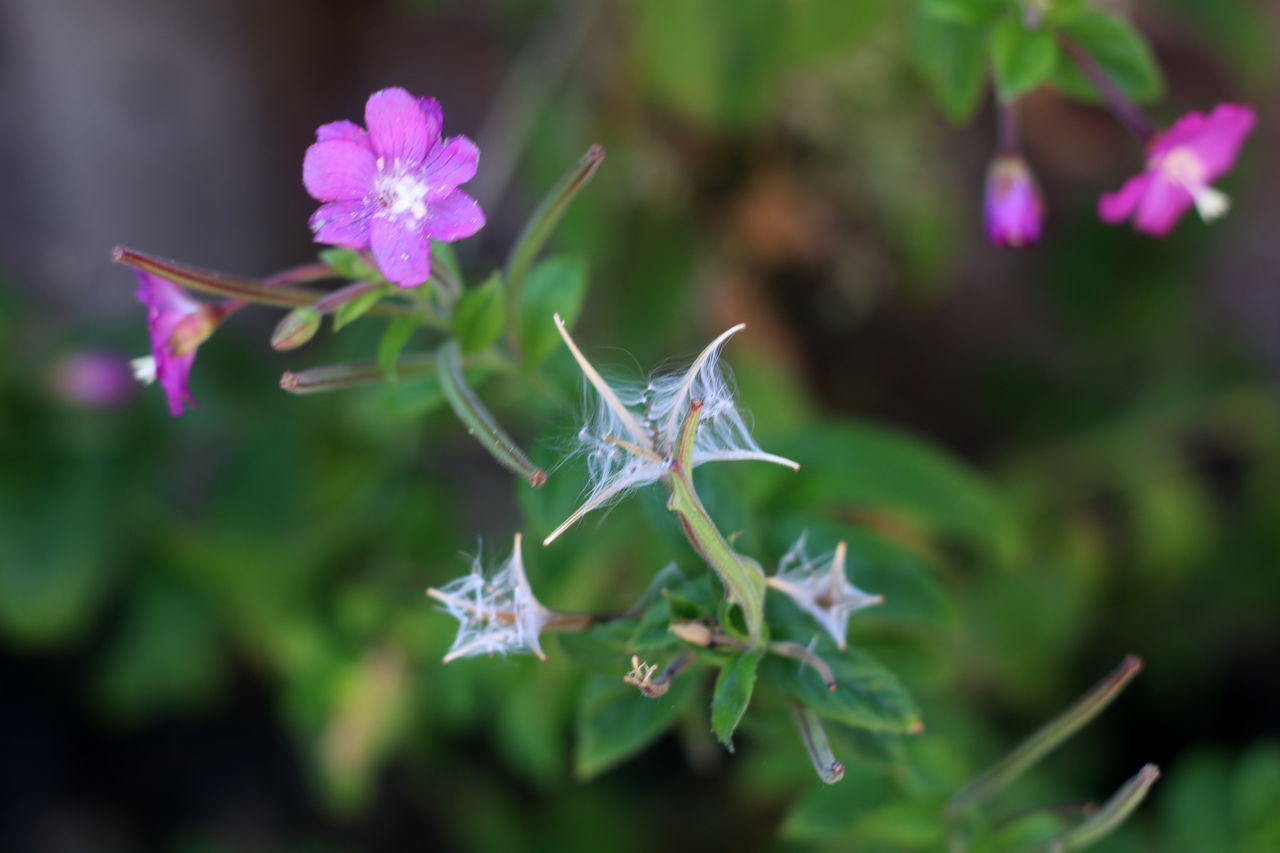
top-left (911, 0), bottom-right (991, 122)
top-left (319, 247), bottom-right (377, 281)
top-left (377, 315), bottom-right (419, 380)
top-left (451, 273), bottom-right (505, 355)
top-left (332, 285), bottom-right (388, 331)
top-left (710, 650), bottom-right (762, 747)
top-left (517, 256), bottom-right (588, 367)
top-left (990, 14), bottom-right (1060, 100)
top-left (1051, 9), bottom-right (1163, 103)
top-left (575, 672), bottom-right (697, 779)
top-left (764, 647), bottom-right (921, 734)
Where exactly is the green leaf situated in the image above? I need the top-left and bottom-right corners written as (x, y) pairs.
top-left (991, 16), bottom-right (1060, 100)
top-left (1053, 9), bottom-right (1163, 103)
top-left (711, 650), bottom-right (763, 747)
top-left (764, 422), bottom-right (1014, 557)
top-left (378, 316), bottom-right (420, 381)
top-left (575, 671), bottom-right (696, 779)
top-left (922, 0), bottom-right (1003, 26)
top-left (764, 648), bottom-right (920, 733)
top-left (333, 284), bottom-right (389, 331)
top-left (517, 256), bottom-right (588, 367)
top-left (431, 241), bottom-right (463, 286)
top-left (911, 2), bottom-right (989, 122)
top-left (319, 247), bottom-right (377, 281)
top-left (450, 273), bottom-right (505, 355)
top-left (556, 621), bottom-right (638, 676)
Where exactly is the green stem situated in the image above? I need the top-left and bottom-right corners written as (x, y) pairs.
top-left (280, 355), bottom-right (438, 394)
top-left (786, 698), bottom-right (844, 784)
top-left (666, 400), bottom-right (767, 645)
top-left (436, 341), bottom-right (547, 488)
top-left (504, 145), bottom-right (605, 352)
top-left (1053, 764), bottom-right (1160, 850)
top-left (949, 655), bottom-right (1143, 815)
top-left (114, 246), bottom-right (415, 316)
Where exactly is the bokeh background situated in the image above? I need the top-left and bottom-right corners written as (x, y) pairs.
top-left (2, 0), bottom-right (1278, 850)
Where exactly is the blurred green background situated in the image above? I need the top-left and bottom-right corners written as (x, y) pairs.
top-left (2, 0), bottom-right (1278, 850)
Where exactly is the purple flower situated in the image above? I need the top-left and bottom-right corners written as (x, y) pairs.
top-left (133, 270), bottom-right (224, 416)
top-left (303, 88), bottom-right (485, 288)
top-left (50, 351), bottom-right (137, 409)
top-left (1099, 103), bottom-right (1255, 237)
top-left (984, 156), bottom-right (1044, 247)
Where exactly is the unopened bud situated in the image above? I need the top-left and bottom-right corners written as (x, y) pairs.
top-left (271, 307), bottom-right (321, 351)
top-left (668, 620), bottom-right (713, 647)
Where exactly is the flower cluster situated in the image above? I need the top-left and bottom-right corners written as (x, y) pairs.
top-left (984, 100), bottom-right (1255, 247)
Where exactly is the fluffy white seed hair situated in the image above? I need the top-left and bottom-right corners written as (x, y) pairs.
top-left (544, 317), bottom-right (799, 545)
top-left (427, 534), bottom-right (550, 663)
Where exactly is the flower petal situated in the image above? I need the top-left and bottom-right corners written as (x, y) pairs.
top-left (370, 215), bottom-right (431, 287)
top-left (1132, 176), bottom-right (1193, 237)
top-left (309, 200), bottom-right (371, 248)
top-left (316, 120), bottom-right (369, 145)
top-left (134, 271), bottom-right (200, 416)
top-left (1097, 172), bottom-right (1153, 224)
top-left (157, 350), bottom-right (197, 416)
top-left (303, 139), bottom-right (376, 202)
top-left (418, 96), bottom-right (444, 141)
top-left (365, 87), bottom-right (431, 166)
top-left (1186, 102), bottom-right (1255, 181)
top-left (423, 135), bottom-right (479, 193)
top-left (424, 189), bottom-right (485, 241)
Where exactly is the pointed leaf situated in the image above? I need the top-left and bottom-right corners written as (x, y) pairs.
top-left (378, 316), bottom-right (420, 381)
top-left (991, 15), bottom-right (1059, 100)
top-left (451, 273), bottom-right (505, 355)
top-left (575, 671), bottom-right (696, 779)
top-left (518, 256), bottom-right (588, 367)
top-left (711, 650), bottom-right (763, 747)
top-left (763, 648), bottom-right (920, 734)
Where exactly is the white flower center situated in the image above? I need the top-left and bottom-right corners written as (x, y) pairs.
top-left (374, 158), bottom-right (429, 220)
top-left (130, 356), bottom-right (157, 385)
top-left (1158, 146), bottom-right (1230, 222)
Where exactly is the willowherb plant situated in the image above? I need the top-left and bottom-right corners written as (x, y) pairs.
top-left (910, 0), bottom-right (1256, 247)
top-left (112, 59), bottom-right (1182, 846)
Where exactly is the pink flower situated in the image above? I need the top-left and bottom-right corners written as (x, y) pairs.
top-left (985, 156), bottom-right (1044, 247)
top-left (303, 88), bottom-right (485, 287)
top-left (1099, 103), bottom-right (1255, 237)
top-left (133, 271), bottom-right (224, 416)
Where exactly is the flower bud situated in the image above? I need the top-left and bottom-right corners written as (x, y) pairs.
top-left (984, 155), bottom-right (1044, 247)
top-left (271, 307), bottom-right (322, 351)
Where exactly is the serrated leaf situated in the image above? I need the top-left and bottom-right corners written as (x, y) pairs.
top-left (333, 285), bottom-right (389, 331)
top-left (911, 4), bottom-right (989, 122)
top-left (711, 650), bottom-right (762, 747)
top-left (378, 316), bottom-right (420, 381)
top-left (763, 648), bottom-right (920, 733)
top-left (517, 256), bottom-right (588, 367)
top-left (319, 247), bottom-right (377, 281)
top-left (575, 672), bottom-right (696, 779)
top-left (991, 16), bottom-right (1059, 100)
top-left (451, 274), bottom-right (505, 355)
top-left (1052, 9), bottom-right (1163, 103)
